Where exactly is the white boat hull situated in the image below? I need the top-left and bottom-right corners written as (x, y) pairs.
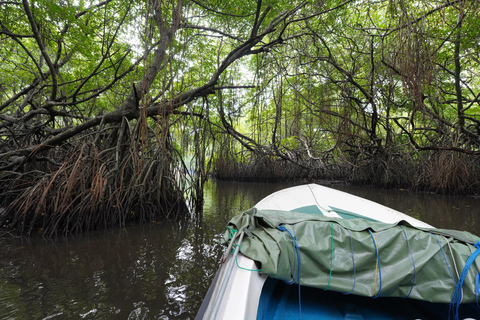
top-left (197, 184), bottom-right (439, 319)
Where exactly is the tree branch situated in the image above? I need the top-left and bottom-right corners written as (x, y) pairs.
top-left (22, 0), bottom-right (58, 101)
top-left (182, 23), bottom-right (241, 41)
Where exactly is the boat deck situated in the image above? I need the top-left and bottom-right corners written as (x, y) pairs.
top-left (257, 278), bottom-right (480, 320)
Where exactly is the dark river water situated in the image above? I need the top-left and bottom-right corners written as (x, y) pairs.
top-left (1, 180), bottom-right (480, 319)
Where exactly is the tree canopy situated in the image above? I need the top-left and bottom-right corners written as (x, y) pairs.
top-left (1, 0), bottom-right (479, 235)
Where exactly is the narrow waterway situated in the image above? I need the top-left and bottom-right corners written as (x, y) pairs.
top-left (1, 180), bottom-right (479, 319)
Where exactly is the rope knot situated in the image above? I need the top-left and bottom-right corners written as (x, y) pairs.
top-left (450, 242), bottom-right (480, 320)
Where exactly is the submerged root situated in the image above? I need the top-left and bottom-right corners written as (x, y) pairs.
top-left (0, 126), bottom-right (190, 237)
top-left (213, 148), bottom-right (479, 194)
top-left (424, 151), bottom-right (471, 193)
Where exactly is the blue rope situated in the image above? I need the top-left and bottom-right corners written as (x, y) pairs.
top-left (450, 241), bottom-right (480, 320)
top-left (400, 226), bottom-right (416, 298)
top-left (342, 228), bottom-right (356, 295)
top-left (278, 224), bottom-right (302, 320)
top-left (278, 224), bottom-right (299, 284)
top-left (368, 230), bottom-right (382, 298)
top-left (476, 272), bottom-right (480, 308)
top-left (431, 233), bottom-right (457, 286)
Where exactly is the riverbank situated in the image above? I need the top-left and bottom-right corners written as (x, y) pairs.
top-left (213, 151), bottom-right (480, 195)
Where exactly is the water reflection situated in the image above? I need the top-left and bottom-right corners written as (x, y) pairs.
top-left (0, 180), bottom-right (479, 319)
top-left (0, 220), bottom-right (216, 319)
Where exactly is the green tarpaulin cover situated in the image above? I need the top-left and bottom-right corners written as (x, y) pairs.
top-left (223, 208), bottom-right (480, 304)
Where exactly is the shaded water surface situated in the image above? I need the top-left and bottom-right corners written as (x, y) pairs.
top-left (1, 181), bottom-right (479, 319)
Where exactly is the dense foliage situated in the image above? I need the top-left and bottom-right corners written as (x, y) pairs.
top-left (0, 0), bottom-right (479, 235)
